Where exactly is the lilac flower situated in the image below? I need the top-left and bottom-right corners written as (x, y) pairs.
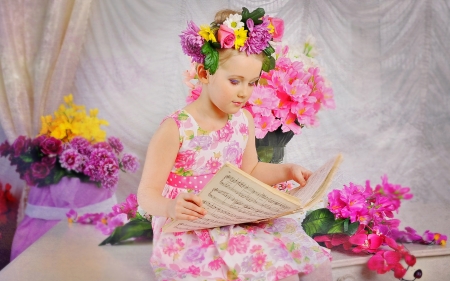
top-left (121, 153), bottom-right (139, 173)
top-left (240, 17), bottom-right (272, 55)
top-left (59, 148), bottom-right (82, 171)
top-left (107, 136), bottom-right (124, 154)
top-left (101, 175), bottom-right (119, 190)
top-left (180, 21), bottom-right (205, 63)
top-left (70, 137), bottom-right (92, 155)
top-left (92, 141), bottom-right (113, 152)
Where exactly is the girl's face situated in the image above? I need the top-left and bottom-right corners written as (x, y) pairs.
top-left (205, 52), bottom-right (263, 115)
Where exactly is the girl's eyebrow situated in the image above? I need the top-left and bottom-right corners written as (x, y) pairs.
top-left (230, 75), bottom-right (260, 81)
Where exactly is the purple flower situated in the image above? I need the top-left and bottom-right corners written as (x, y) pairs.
top-left (121, 153), bottom-right (139, 173)
top-left (70, 137), bottom-right (92, 155)
top-left (31, 135), bottom-right (47, 147)
top-left (59, 148), bottom-right (82, 171)
top-left (112, 193), bottom-right (138, 218)
top-left (92, 141), bottom-right (113, 152)
top-left (223, 140), bottom-right (242, 165)
top-left (101, 176), bottom-right (119, 190)
top-left (180, 21), bottom-right (205, 63)
top-left (182, 247), bottom-right (206, 263)
top-left (31, 162), bottom-right (51, 179)
top-left (12, 136), bottom-right (29, 157)
top-left (107, 136), bottom-right (124, 154)
top-left (0, 141), bottom-right (10, 157)
top-left (40, 137), bottom-right (63, 156)
top-left (189, 135), bottom-right (212, 150)
top-left (240, 17), bottom-right (272, 55)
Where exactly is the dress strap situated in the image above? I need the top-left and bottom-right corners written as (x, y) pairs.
top-left (166, 172), bottom-right (214, 190)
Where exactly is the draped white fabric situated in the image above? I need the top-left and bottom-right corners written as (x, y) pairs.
top-left (1, 0), bottom-right (449, 236)
top-left (0, 0), bottom-right (93, 219)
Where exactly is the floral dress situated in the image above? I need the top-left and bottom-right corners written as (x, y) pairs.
top-left (151, 109), bottom-right (331, 281)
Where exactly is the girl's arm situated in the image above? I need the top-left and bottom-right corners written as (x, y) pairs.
top-left (136, 118), bottom-right (206, 220)
top-left (240, 109), bottom-right (312, 186)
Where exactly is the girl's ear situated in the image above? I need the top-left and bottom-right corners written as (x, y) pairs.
top-left (197, 64), bottom-right (209, 84)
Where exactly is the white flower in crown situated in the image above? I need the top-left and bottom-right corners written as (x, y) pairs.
top-left (223, 14), bottom-right (244, 30)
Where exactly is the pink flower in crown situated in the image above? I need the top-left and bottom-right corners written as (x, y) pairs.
top-left (213, 122), bottom-right (233, 142)
top-left (223, 140), bottom-right (242, 166)
top-left (241, 17), bottom-right (271, 55)
top-left (227, 235), bottom-right (250, 255)
top-left (268, 17), bottom-right (284, 42)
top-left (217, 25), bottom-right (235, 48)
top-left (174, 150), bottom-right (196, 170)
top-left (251, 252), bottom-right (267, 272)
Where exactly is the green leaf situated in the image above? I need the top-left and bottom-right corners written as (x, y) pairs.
top-left (263, 45), bottom-right (275, 57)
top-left (326, 218), bottom-right (359, 235)
top-left (241, 7), bottom-right (265, 25)
top-left (19, 154), bottom-right (34, 163)
top-left (201, 41), bottom-right (219, 75)
top-left (262, 56), bottom-right (275, 73)
top-left (301, 208), bottom-right (336, 237)
top-left (99, 219), bottom-right (153, 246)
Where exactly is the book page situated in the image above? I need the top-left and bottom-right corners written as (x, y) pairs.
top-left (287, 154), bottom-right (342, 210)
top-left (163, 164), bottom-right (301, 233)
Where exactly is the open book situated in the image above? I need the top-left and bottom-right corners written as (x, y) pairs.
top-left (163, 154), bottom-right (343, 233)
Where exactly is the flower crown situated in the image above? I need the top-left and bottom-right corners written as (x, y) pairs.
top-left (180, 7), bottom-right (284, 75)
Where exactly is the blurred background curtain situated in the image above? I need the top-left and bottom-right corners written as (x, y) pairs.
top-left (1, 0), bottom-right (449, 239)
top-left (0, 0), bottom-right (93, 220)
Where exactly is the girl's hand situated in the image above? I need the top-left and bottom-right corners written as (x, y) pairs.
top-left (290, 164), bottom-right (312, 187)
top-left (167, 193), bottom-right (207, 220)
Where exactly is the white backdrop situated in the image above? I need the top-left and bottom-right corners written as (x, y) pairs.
top-left (1, 0), bottom-right (449, 236)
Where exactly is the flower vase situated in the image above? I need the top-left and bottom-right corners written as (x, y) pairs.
top-left (255, 127), bottom-right (295, 164)
top-left (10, 176), bottom-right (116, 260)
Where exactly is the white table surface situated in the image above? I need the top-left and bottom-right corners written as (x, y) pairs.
top-left (1, 221), bottom-right (449, 281)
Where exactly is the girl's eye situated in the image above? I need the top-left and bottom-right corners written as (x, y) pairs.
top-left (249, 81), bottom-right (257, 86)
top-left (230, 79), bottom-right (239, 85)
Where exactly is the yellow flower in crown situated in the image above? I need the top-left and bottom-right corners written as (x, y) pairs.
top-left (234, 27), bottom-right (247, 50)
top-left (199, 25), bottom-right (217, 42)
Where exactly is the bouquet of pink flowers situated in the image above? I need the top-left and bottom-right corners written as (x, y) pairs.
top-left (184, 36), bottom-right (335, 139)
top-left (302, 175), bottom-right (447, 279)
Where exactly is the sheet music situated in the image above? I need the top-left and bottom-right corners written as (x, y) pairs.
top-left (163, 166), bottom-right (301, 232)
top-left (288, 154), bottom-right (341, 209)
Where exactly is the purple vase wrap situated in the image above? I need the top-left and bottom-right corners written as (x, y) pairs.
top-left (10, 177), bottom-right (115, 260)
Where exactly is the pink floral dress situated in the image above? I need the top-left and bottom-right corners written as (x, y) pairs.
top-left (151, 109), bottom-right (331, 281)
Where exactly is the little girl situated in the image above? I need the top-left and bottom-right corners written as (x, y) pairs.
top-left (137, 7), bottom-right (332, 281)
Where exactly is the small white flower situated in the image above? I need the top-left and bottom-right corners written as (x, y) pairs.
top-left (223, 14), bottom-right (244, 30)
